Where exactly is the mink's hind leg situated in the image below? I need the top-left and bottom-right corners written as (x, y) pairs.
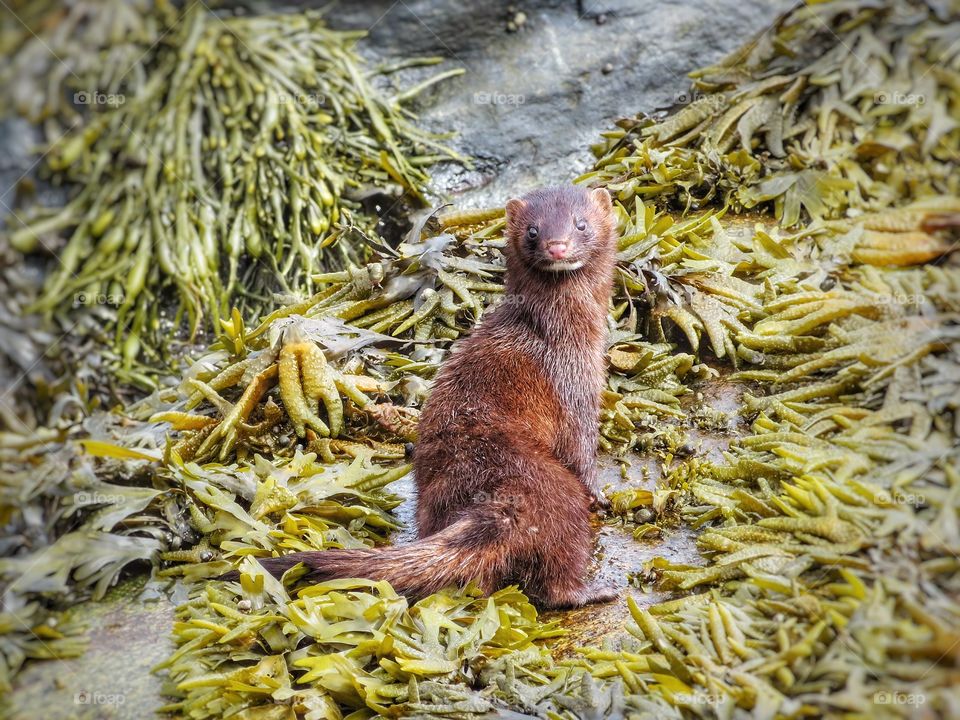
top-left (541, 581), bottom-right (619, 609)
top-left (514, 460), bottom-right (616, 609)
top-left (535, 528), bottom-right (619, 609)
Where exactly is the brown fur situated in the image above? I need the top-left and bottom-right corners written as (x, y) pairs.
top-left (252, 185), bottom-right (618, 608)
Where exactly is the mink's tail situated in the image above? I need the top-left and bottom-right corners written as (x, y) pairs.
top-left (221, 512), bottom-right (507, 599)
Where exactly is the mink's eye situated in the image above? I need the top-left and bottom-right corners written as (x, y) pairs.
top-left (575, 218), bottom-right (586, 232)
top-left (526, 226), bottom-right (539, 240)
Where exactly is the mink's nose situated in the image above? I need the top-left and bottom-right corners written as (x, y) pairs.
top-left (546, 241), bottom-right (569, 260)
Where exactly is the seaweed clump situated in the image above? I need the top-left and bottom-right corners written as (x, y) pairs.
top-left (3, 1), bottom-right (465, 372)
top-left (585, 0), bottom-right (960, 226)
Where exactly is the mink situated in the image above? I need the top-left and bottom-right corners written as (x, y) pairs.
top-left (251, 185), bottom-right (619, 608)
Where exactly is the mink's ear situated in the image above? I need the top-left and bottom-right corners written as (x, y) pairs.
top-left (590, 187), bottom-right (612, 211)
top-left (505, 198), bottom-right (526, 221)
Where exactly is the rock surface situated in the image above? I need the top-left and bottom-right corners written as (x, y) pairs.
top-left (322, 0), bottom-right (794, 207)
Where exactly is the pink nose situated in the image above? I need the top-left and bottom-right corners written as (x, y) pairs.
top-left (546, 242), bottom-right (568, 260)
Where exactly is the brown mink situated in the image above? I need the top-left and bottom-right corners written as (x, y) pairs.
top-left (251, 185), bottom-right (618, 608)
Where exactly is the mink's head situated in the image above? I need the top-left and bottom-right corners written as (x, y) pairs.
top-left (504, 185), bottom-right (616, 276)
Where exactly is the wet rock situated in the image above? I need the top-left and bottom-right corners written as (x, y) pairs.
top-left (319, 0), bottom-right (795, 207)
top-left (7, 576), bottom-right (176, 720)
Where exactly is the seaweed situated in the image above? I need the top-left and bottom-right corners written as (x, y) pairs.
top-left (584, 0), bottom-right (960, 227)
top-left (2, 0), bottom-right (960, 717)
top-left (3, 2), bottom-right (466, 368)
top-left (157, 570), bottom-right (562, 718)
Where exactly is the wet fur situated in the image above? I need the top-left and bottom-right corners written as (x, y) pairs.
top-left (251, 185), bottom-right (618, 608)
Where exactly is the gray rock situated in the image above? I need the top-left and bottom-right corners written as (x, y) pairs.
top-left (320, 0), bottom-right (795, 207)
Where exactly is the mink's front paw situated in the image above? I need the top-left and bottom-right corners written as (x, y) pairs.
top-left (580, 470), bottom-right (609, 512)
top-left (590, 492), bottom-right (610, 512)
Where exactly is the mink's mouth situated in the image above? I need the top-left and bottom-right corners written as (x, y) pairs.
top-left (543, 259), bottom-right (585, 272)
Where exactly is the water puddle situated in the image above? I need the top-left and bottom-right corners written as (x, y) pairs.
top-left (546, 373), bottom-right (750, 653)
